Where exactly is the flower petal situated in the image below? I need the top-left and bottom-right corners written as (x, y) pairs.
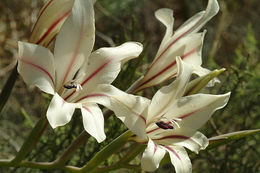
top-left (136, 0), bottom-right (219, 92)
top-left (164, 92), bottom-right (231, 130)
top-left (155, 8), bottom-right (174, 54)
top-left (147, 57), bottom-right (192, 121)
top-left (136, 32), bottom-right (205, 91)
top-left (77, 84), bottom-right (150, 139)
top-left (62, 42), bottom-right (143, 101)
top-left (47, 93), bottom-right (77, 128)
top-left (17, 41), bottom-right (55, 95)
top-left (54, 0), bottom-right (95, 90)
top-left (81, 104), bottom-right (106, 143)
top-left (29, 0), bottom-right (74, 46)
top-left (151, 128), bottom-right (208, 154)
top-left (174, 0), bottom-right (219, 40)
top-left (141, 139), bottom-right (166, 172)
top-left (164, 145), bottom-right (192, 173)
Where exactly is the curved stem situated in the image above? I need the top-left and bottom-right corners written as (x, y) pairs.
top-left (80, 130), bottom-right (133, 172)
top-left (10, 115), bottom-right (48, 165)
top-left (0, 160), bottom-right (80, 172)
top-left (90, 143), bottom-right (145, 173)
top-left (0, 64), bottom-right (18, 114)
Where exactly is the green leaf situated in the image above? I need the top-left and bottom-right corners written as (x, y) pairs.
top-left (207, 129), bottom-right (260, 150)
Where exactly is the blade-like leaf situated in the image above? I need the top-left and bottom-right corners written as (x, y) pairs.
top-left (207, 129), bottom-right (260, 150)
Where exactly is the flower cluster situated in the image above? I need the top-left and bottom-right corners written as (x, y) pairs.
top-left (17, 0), bottom-right (230, 172)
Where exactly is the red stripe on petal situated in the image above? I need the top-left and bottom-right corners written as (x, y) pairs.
top-left (153, 135), bottom-right (193, 142)
top-left (145, 19), bottom-right (201, 76)
top-left (19, 58), bottom-right (55, 87)
top-left (163, 145), bottom-right (181, 160)
top-left (36, 9), bottom-right (71, 45)
top-left (83, 105), bottom-right (93, 114)
top-left (61, 13), bottom-right (86, 86)
top-left (138, 48), bottom-right (197, 90)
top-left (178, 109), bottom-right (200, 120)
top-left (81, 61), bottom-right (111, 87)
top-left (64, 61), bottom-right (111, 101)
top-left (138, 114), bottom-right (146, 124)
top-left (38, 0), bottom-right (54, 19)
top-left (30, 0), bottom-right (54, 36)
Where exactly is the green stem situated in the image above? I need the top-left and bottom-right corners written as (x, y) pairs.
top-left (10, 115), bottom-right (48, 165)
top-left (0, 64), bottom-right (18, 114)
top-left (80, 130), bottom-right (133, 172)
top-left (0, 159), bottom-right (80, 172)
top-left (119, 143), bottom-right (146, 163)
top-left (53, 131), bottom-right (90, 166)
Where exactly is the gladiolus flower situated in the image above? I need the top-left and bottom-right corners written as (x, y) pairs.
top-left (17, 0), bottom-right (143, 143)
top-left (133, 0), bottom-right (220, 92)
top-left (107, 57), bottom-right (230, 172)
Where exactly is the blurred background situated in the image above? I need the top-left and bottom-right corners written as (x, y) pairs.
top-left (0, 0), bottom-right (259, 172)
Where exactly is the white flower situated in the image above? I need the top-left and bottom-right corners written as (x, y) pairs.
top-left (134, 0), bottom-right (220, 92)
top-left (17, 0), bottom-right (143, 143)
top-left (106, 57), bottom-right (230, 172)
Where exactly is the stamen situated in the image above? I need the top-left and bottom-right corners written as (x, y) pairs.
top-left (171, 119), bottom-right (180, 129)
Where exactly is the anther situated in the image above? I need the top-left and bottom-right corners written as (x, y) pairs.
top-left (156, 121), bottom-right (174, 130)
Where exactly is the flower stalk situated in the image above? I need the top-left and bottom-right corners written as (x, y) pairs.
top-left (80, 130), bottom-right (133, 172)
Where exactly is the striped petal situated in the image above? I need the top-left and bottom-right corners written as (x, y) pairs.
top-left (136, 32), bottom-right (205, 92)
top-left (174, 0), bottom-right (219, 38)
top-left (155, 8), bottom-right (174, 54)
top-left (147, 57), bottom-right (192, 121)
top-left (141, 139), bottom-right (166, 172)
top-left (63, 42), bottom-right (143, 101)
top-left (155, 0), bottom-right (219, 61)
top-left (81, 104), bottom-right (106, 143)
top-left (54, 0), bottom-right (95, 90)
top-left (17, 41), bottom-right (55, 95)
top-left (164, 145), bottom-right (192, 173)
top-left (135, 0), bottom-right (219, 92)
top-left (29, 0), bottom-right (74, 46)
top-left (164, 92), bottom-right (231, 131)
top-left (47, 93), bottom-right (77, 128)
top-left (151, 128), bottom-right (208, 154)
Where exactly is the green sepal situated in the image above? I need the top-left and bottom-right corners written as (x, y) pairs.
top-left (185, 68), bottom-right (225, 96)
